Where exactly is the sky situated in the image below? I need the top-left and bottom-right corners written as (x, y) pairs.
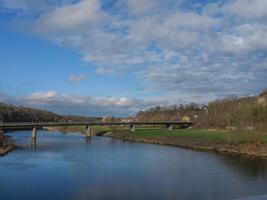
top-left (0, 0), bottom-right (267, 117)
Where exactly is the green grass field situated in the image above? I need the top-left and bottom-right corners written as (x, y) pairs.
top-left (57, 125), bottom-right (267, 144)
top-left (131, 129), bottom-right (267, 144)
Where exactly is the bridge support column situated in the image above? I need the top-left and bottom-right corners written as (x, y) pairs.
top-left (32, 127), bottom-right (37, 139)
top-left (85, 136), bottom-right (91, 144)
top-left (31, 138), bottom-right (37, 149)
top-left (130, 124), bottom-right (136, 132)
top-left (167, 124), bottom-right (173, 131)
top-left (86, 125), bottom-right (92, 137)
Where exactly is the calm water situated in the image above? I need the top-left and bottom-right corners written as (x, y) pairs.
top-left (1, 131), bottom-right (267, 200)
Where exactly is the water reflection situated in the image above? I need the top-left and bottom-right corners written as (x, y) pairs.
top-left (1, 131), bottom-right (267, 200)
top-left (85, 136), bottom-right (91, 144)
top-left (31, 138), bottom-right (37, 150)
top-left (218, 155), bottom-right (267, 178)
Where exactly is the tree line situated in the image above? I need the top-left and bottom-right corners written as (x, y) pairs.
top-left (1, 90), bottom-right (266, 131)
top-left (0, 103), bottom-right (99, 123)
top-left (136, 90), bottom-right (267, 131)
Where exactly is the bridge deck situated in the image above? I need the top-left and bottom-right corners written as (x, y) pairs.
top-left (0, 121), bottom-right (193, 129)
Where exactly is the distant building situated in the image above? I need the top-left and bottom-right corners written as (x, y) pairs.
top-left (257, 97), bottom-right (266, 106)
top-left (182, 116), bottom-right (190, 122)
top-left (102, 116), bottom-right (113, 122)
top-left (121, 117), bottom-right (138, 123)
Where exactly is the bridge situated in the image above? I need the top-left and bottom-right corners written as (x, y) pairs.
top-left (0, 121), bottom-right (194, 141)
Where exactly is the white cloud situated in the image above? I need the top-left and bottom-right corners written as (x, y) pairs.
top-left (26, 91), bottom-right (58, 101)
top-left (224, 0), bottom-right (267, 20)
top-left (1, 0), bottom-right (267, 105)
top-left (10, 91), bottom-right (166, 116)
top-left (0, 0), bottom-right (70, 13)
top-left (211, 23), bottom-right (267, 56)
top-left (127, 0), bottom-right (184, 16)
top-left (34, 0), bottom-right (107, 34)
top-left (68, 74), bottom-right (87, 82)
top-left (127, 0), bottom-right (161, 15)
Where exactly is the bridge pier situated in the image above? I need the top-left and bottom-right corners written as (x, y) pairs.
top-left (130, 124), bottom-right (136, 132)
top-left (85, 136), bottom-right (91, 144)
top-left (167, 124), bottom-right (173, 131)
top-left (31, 138), bottom-right (37, 149)
top-left (32, 127), bottom-right (37, 139)
top-left (86, 125), bottom-right (92, 137)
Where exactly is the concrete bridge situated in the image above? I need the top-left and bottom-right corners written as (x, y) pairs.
top-left (0, 121), bottom-right (194, 141)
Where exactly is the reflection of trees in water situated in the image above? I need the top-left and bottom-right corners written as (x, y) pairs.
top-left (219, 155), bottom-right (267, 178)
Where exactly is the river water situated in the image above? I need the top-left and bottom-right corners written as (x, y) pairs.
top-left (1, 131), bottom-right (267, 200)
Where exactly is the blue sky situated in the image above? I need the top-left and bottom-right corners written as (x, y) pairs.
top-left (0, 0), bottom-right (267, 116)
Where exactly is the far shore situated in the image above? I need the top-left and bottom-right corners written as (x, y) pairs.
top-left (2, 126), bottom-right (267, 159)
top-left (46, 126), bottom-right (267, 158)
top-left (101, 130), bottom-right (267, 158)
top-left (0, 131), bottom-right (16, 156)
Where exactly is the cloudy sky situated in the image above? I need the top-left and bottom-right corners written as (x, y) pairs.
top-left (0, 0), bottom-right (266, 116)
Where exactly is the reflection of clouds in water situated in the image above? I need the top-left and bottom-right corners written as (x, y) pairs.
top-left (75, 183), bottom-right (142, 200)
top-left (72, 170), bottom-right (180, 200)
top-left (2, 130), bottom-right (267, 200)
top-left (235, 194), bottom-right (267, 200)
top-left (9, 130), bottom-right (86, 153)
top-left (0, 162), bottom-right (36, 170)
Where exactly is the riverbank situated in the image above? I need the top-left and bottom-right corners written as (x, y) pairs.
top-left (45, 126), bottom-right (111, 135)
top-left (101, 129), bottom-right (267, 158)
top-left (0, 130), bottom-right (16, 156)
top-left (45, 126), bottom-right (267, 158)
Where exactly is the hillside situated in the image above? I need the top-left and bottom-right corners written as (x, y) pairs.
top-left (0, 103), bottom-right (100, 123)
top-left (136, 90), bottom-right (267, 131)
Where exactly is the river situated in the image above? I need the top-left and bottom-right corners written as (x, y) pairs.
top-left (1, 131), bottom-right (267, 200)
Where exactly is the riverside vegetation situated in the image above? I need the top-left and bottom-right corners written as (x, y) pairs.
top-left (101, 90), bottom-right (267, 157)
top-left (46, 125), bottom-right (267, 158)
top-left (137, 90), bottom-right (267, 132)
top-left (0, 90), bottom-right (267, 157)
top-left (0, 130), bottom-right (16, 156)
top-left (101, 128), bottom-right (267, 158)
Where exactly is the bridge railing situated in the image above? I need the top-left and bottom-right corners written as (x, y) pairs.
top-left (0, 121), bottom-right (194, 127)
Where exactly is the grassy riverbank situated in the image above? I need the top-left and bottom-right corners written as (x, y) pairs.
top-left (102, 128), bottom-right (267, 158)
top-left (46, 126), bottom-right (267, 158)
top-left (132, 129), bottom-right (267, 144)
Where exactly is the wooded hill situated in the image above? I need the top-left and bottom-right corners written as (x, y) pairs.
top-left (0, 103), bottom-right (100, 123)
top-left (1, 90), bottom-right (266, 131)
top-left (136, 90), bottom-right (267, 131)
